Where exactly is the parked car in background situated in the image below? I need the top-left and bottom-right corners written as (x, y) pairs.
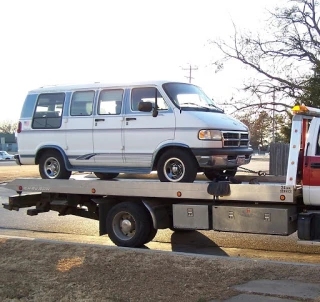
top-left (0, 151), bottom-right (14, 160)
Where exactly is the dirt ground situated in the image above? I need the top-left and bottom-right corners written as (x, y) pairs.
top-left (0, 237), bottom-right (319, 302)
top-left (0, 165), bottom-right (40, 183)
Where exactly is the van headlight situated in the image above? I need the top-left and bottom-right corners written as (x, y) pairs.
top-left (198, 130), bottom-right (222, 140)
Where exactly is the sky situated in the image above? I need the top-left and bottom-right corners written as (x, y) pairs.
top-left (0, 0), bottom-right (285, 121)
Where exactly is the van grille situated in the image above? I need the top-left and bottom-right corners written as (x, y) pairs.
top-left (222, 131), bottom-right (249, 147)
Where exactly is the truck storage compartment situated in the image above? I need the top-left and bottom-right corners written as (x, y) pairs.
top-left (172, 204), bottom-right (209, 230)
top-left (212, 204), bottom-right (297, 235)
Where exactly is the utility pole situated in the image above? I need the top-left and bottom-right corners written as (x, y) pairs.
top-left (272, 90), bottom-right (275, 143)
top-left (181, 64), bottom-right (198, 83)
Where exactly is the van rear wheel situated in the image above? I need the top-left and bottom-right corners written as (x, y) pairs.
top-left (39, 150), bottom-right (71, 179)
top-left (94, 172), bottom-right (119, 180)
top-left (157, 149), bottom-right (198, 183)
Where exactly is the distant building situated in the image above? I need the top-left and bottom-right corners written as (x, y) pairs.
top-left (0, 133), bottom-right (17, 152)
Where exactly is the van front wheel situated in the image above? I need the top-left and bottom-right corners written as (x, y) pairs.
top-left (39, 151), bottom-right (71, 179)
top-left (157, 149), bottom-right (198, 183)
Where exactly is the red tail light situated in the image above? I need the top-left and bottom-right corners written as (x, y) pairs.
top-left (17, 121), bottom-right (22, 133)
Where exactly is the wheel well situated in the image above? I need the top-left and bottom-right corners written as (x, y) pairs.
top-left (152, 146), bottom-right (197, 170)
top-left (35, 148), bottom-right (64, 165)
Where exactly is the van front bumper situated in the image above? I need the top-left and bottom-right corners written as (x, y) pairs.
top-left (191, 147), bottom-right (253, 168)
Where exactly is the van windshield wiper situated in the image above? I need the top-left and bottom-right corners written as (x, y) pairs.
top-left (180, 103), bottom-right (210, 111)
top-left (207, 103), bottom-right (224, 112)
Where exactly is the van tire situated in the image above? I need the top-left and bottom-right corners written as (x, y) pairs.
top-left (39, 150), bottom-right (71, 179)
top-left (106, 202), bottom-right (152, 247)
top-left (157, 149), bottom-right (197, 183)
top-left (204, 168), bottom-right (237, 181)
top-left (94, 172), bottom-right (119, 180)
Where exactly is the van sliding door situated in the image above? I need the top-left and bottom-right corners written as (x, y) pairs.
top-left (93, 89), bottom-right (124, 166)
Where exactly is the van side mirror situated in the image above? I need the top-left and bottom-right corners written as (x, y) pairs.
top-left (138, 101), bottom-right (158, 117)
top-left (138, 101), bottom-right (152, 112)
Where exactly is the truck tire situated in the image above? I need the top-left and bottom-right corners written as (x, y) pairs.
top-left (170, 227), bottom-right (195, 232)
top-left (39, 150), bottom-right (71, 179)
top-left (106, 202), bottom-right (152, 247)
top-left (157, 149), bottom-right (198, 182)
top-left (204, 168), bottom-right (237, 181)
top-left (145, 226), bottom-right (158, 244)
top-left (94, 172), bottom-right (119, 180)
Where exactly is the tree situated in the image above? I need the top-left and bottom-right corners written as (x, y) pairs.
top-left (0, 120), bottom-right (18, 134)
top-left (238, 110), bottom-right (272, 149)
top-left (237, 109), bottom-right (291, 148)
top-left (211, 0), bottom-right (320, 112)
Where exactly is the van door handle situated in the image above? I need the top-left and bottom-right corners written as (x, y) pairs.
top-left (310, 163), bottom-right (320, 169)
top-left (126, 118), bottom-right (136, 121)
top-left (95, 118), bottom-right (105, 122)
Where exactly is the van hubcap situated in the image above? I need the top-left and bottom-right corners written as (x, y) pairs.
top-left (44, 157), bottom-right (60, 178)
top-left (163, 157), bottom-right (185, 182)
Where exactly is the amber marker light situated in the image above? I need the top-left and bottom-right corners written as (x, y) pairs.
top-left (177, 191), bottom-right (182, 197)
top-left (91, 188), bottom-right (96, 194)
top-left (280, 195), bottom-right (286, 201)
top-left (291, 104), bottom-right (308, 114)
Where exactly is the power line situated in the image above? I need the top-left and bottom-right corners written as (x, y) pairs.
top-left (181, 64), bottom-right (198, 83)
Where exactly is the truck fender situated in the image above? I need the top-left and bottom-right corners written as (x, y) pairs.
top-left (142, 198), bottom-right (171, 229)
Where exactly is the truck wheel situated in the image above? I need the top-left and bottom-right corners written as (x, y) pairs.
top-left (204, 168), bottom-right (237, 181)
top-left (94, 172), bottom-right (119, 180)
top-left (106, 202), bottom-right (152, 247)
top-left (39, 150), bottom-right (71, 179)
top-left (157, 149), bottom-right (198, 182)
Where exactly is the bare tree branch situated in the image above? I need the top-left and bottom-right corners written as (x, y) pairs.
top-left (210, 0), bottom-right (320, 114)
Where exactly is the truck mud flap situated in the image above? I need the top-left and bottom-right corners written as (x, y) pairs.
top-left (298, 212), bottom-right (320, 240)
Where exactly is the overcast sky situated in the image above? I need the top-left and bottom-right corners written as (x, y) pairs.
top-left (0, 0), bottom-right (285, 121)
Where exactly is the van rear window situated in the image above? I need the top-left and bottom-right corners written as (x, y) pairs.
top-left (32, 93), bottom-right (65, 129)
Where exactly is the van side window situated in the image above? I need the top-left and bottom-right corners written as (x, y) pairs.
top-left (70, 91), bottom-right (94, 116)
top-left (32, 93), bottom-right (65, 129)
top-left (98, 89), bottom-right (123, 115)
top-left (131, 87), bottom-right (168, 112)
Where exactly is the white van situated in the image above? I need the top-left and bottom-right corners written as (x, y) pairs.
top-left (16, 81), bottom-right (252, 182)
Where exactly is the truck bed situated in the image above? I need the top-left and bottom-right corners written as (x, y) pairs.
top-left (5, 177), bottom-right (299, 204)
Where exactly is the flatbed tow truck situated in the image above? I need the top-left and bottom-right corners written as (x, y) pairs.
top-left (3, 105), bottom-right (320, 248)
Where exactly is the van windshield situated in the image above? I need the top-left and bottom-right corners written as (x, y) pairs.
top-left (162, 83), bottom-right (223, 113)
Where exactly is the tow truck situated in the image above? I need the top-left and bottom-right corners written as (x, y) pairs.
top-left (3, 105), bottom-right (320, 247)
